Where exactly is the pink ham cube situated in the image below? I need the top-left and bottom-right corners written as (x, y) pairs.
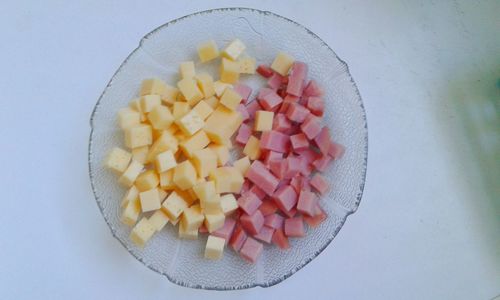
top-left (287, 62), bottom-right (308, 96)
top-left (212, 218), bottom-right (236, 242)
top-left (240, 210), bottom-right (265, 235)
top-left (306, 96), bottom-right (324, 117)
top-left (286, 104), bottom-right (309, 123)
top-left (310, 173), bottom-right (329, 195)
top-left (272, 113), bottom-right (292, 133)
top-left (300, 115), bottom-right (322, 139)
top-left (297, 190), bottom-right (318, 217)
top-left (260, 131), bottom-right (290, 153)
top-left (257, 64), bottom-right (274, 78)
top-left (328, 142), bottom-right (345, 160)
top-left (284, 217), bottom-right (305, 237)
top-left (267, 73), bottom-right (284, 90)
top-left (272, 228), bottom-right (290, 250)
top-left (312, 154), bottom-right (332, 172)
top-left (303, 80), bottom-right (324, 97)
top-left (284, 156), bottom-right (301, 179)
top-left (290, 133), bottom-right (309, 151)
top-left (234, 84), bottom-right (252, 102)
top-left (273, 185), bottom-right (298, 212)
top-left (259, 200), bottom-right (278, 216)
top-left (237, 104), bottom-right (250, 122)
top-left (245, 100), bottom-right (262, 119)
top-left (237, 191), bottom-right (262, 215)
top-left (246, 160), bottom-right (280, 196)
top-left (236, 123), bottom-right (252, 145)
top-left (313, 127), bottom-right (331, 155)
top-left (269, 159), bottom-right (287, 179)
top-left (262, 150), bottom-right (283, 166)
top-left (249, 184), bottom-right (266, 200)
top-left (253, 226), bottom-right (275, 243)
top-left (264, 213), bottom-right (285, 229)
top-left (229, 224), bottom-right (248, 251)
top-left (239, 237), bottom-right (263, 263)
top-left (303, 204), bottom-right (327, 228)
top-left (258, 90), bottom-right (283, 111)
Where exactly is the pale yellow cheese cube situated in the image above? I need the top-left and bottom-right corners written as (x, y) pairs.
top-left (179, 130), bottom-right (210, 158)
top-left (140, 95), bottom-right (161, 113)
top-left (149, 209), bottom-right (169, 232)
top-left (135, 170), bottom-right (159, 191)
top-left (148, 105), bottom-right (174, 130)
top-left (139, 188), bottom-right (162, 212)
top-left (238, 56), bottom-right (256, 74)
top-left (104, 147), bottom-right (132, 173)
top-left (197, 40), bottom-right (219, 63)
top-left (195, 73), bottom-right (215, 98)
top-left (202, 194), bottom-right (222, 214)
top-left (209, 167), bottom-right (244, 194)
top-left (131, 146), bottom-right (149, 164)
top-left (181, 205), bottom-right (204, 231)
top-left (243, 135), bottom-right (261, 160)
top-left (192, 100), bottom-right (214, 120)
top-left (121, 185), bottom-right (139, 208)
top-left (176, 110), bottom-right (204, 136)
top-left (205, 235), bottom-right (225, 260)
top-left (161, 191), bottom-right (188, 220)
top-left (140, 78), bottom-right (167, 96)
top-left (155, 150), bottom-right (177, 173)
top-left (177, 78), bottom-right (203, 106)
top-left (117, 107), bottom-right (141, 129)
top-left (118, 160), bottom-right (144, 187)
top-left (222, 39), bottom-right (246, 61)
top-left (192, 148), bottom-right (218, 178)
top-left (213, 81), bottom-right (232, 97)
top-left (220, 194), bottom-right (238, 215)
top-left (179, 222), bottom-right (199, 240)
top-left (180, 61), bottom-right (196, 79)
top-left (130, 217), bottom-right (155, 247)
top-left (125, 124), bottom-right (153, 149)
top-left (146, 130), bottom-right (178, 162)
top-left (204, 106), bottom-right (243, 144)
top-left (173, 101), bottom-right (190, 120)
top-left (220, 58), bottom-right (240, 84)
top-left (207, 144), bottom-right (230, 167)
top-left (173, 160), bottom-right (197, 190)
top-left (219, 88), bottom-right (242, 111)
top-left (161, 84), bottom-right (179, 105)
top-left (254, 110), bottom-right (274, 131)
top-left (121, 197), bottom-right (141, 226)
top-left (159, 169), bottom-right (175, 190)
top-left (271, 52), bottom-right (294, 76)
top-left (192, 180), bottom-right (216, 203)
top-left (233, 156), bottom-right (251, 176)
top-left (204, 212), bottom-right (225, 233)
top-left (204, 96), bottom-right (219, 109)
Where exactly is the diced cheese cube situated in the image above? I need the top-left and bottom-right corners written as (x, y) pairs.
top-left (180, 61), bottom-right (196, 79)
top-left (161, 84), bottom-right (179, 105)
top-left (208, 144), bottom-right (230, 166)
top-left (220, 194), bottom-right (238, 215)
top-left (238, 56), bottom-right (256, 74)
top-left (149, 209), bottom-right (169, 231)
top-left (140, 78), bottom-right (167, 96)
top-left (202, 194), bottom-right (222, 214)
top-left (177, 78), bottom-right (203, 106)
top-left (179, 222), bottom-right (199, 239)
top-left (233, 156), bottom-right (251, 176)
top-left (243, 136), bottom-right (261, 160)
top-left (192, 180), bottom-right (216, 203)
top-left (173, 101), bottom-right (190, 120)
top-left (192, 100), bottom-right (214, 120)
top-left (161, 191), bottom-right (189, 221)
top-left (154, 150), bottom-right (177, 173)
top-left (121, 185), bottom-right (139, 208)
top-left (222, 39), bottom-right (246, 60)
top-left (125, 124), bottom-right (153, 149)
top-left (140, 95), bottom-right (161, 113)
top-left (131, 146), bottom-right (149, 164)
top-left (146, 130), bottom-right (178, 162)
top-left (213, 81), bottom-right (233, 97)
top-left (130, 217), bottom-right (155, 247)
top-left (209, 167), bottom-right (244, 194)
top-left (118, 160), bottom-right (144, 187)
top-left (205, 235), bottom-right (225, 260)
top-left (176, 110), bottom-right (204, 136)
top-left (159, 169), bottom-right (175, 190)
top-left (220, 58), bottom-right (240, 83)
top-left (135, 169), bottom-right (159, 191)
top-left (254, 111), bottom-right (274, 131)
top-left (117, 107), bottom-right (141, 129)
top-left (204, 213), bottom-right (225, 233)
top-left (204, 96), bottom-right (219, 108)
top-left (197, 40), bottom-right (219, 62)
top-left (181, 205), bottom-right (204, 231)
top-left (139, 188), bottom-right (162, 212)
top-left (219, 88), bottom-right (242, 111)
top-left (179, 130), bottom-right (210, 158)
top-left (147, 105), bottom-right (174, 130)
top-left (173, 160), bottom-right (197, 190)
top-left (192, 148), bottom-right (218, 178)
top-left (121, 197), bottom-right (141, 227)
top-left (271, 52), bottom-right (294, 76)
top-left (195, 73), bottom-right (215, 98)
top-left (204, 106), bottom-right (243, 144)
top-left (104, 147), bottom-right (132, 173)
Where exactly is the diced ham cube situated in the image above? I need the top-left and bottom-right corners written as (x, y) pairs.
top-left (240, 210), bottom-right (265, 235)
top-left (259, 200), bottom-right (278, 216)
top-left (267, 73), bottom-right (284, 90)
top-left (272, 228), bottom-right (290, 250)
top-left (245, 100), bottom-right (262, 120)
top-left (249, 184), bottom-right (266, 200)
top-left (313, 127), bottom-right (331, 155)
top-left (253, 226), bottom-right (274, 243)
top-left (286, 104), bottom-right (309, 123)
top-left (235, 123), bottom-right (252, 145)
top-left (306, 96), bottom-right (324, 117)
top-left (237, 104), bottom-right (250, 122)
top-left (257, 64), bottom-right (274, 78)
top-left (258, 90), bottom-right (283, 111)
top-left (273, 113), bottom-right (292, 133)
top-left (310, 173), bottom-right (329, 195)
top-left (264, 213), bottom-right (285, 229)
top-left (284, 217), bottom-right (305, 237)
top-left (212, 218), bottom-right (236, 242)
top-left (272, 185), bottom-right (298, 212)
top-left (328, 142), bottom-right (345, 160)
top-left (229, 224), bottom-right (248, 251)
top-left (296, 190), bottom-right (318, 217)
top-left (303, 204), bottom-right (327, 228)
top-left (234, 84), bottom-right (252, 102)
top-left (303, 80), bottom-right (324, 97)
top-left (287, 62), bottom-right (308, 96)
top-left (284, 156), bottom-right (301, 179)
top-left (262, 150), bottom-right (283, 166)
top-left (269, 159), bottom-right (287, 179)
top-left (260, 130), bottom-right (290, 153)
top-left (239, 237), bottom-right (263, 263)
top-left (290, 133), bottom-right (309, 151)
top-left (312, 154), bottom-right (332, 172)
top-left (245, 160), bottom-right (280, 196)
top-left (237, 191), bottom-right (262, 215)
top-left (300, 115), bottom-right (322, 139)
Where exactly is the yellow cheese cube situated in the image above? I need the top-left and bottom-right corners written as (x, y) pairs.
top-left (213, 81), bottom-right (232, 97)
top-left (179, 130), bottom-right (210, 158)
top-left (195, 73), bottom-right (215, 98)
top-left (243, 135), bottom-right (261, 160)
top-left (205, 235), bottom-right (225, 260)
top-left (131, 146), bottom-right (149, 164)
top-left (233, 156), bottom-right (251, 176)
top-left (176, 110), bottom-right (204, 136)
top-left (140, 78), bottom-right (167, 96)
top-left (192, 180), bottom-right (216, 203)
top-left (192, 100), bottom-right (214, 120)
top-left (181, 205), bottom-right (204, 231)
top-left (238, 56), bottom-right (256, 74)
top-left (161, 84), bottom-right (179, 105)
top-left (254, 110), bottom-right (274, 131)
top-left (117, 107), bottom-right (141, 129)
top-left (222, 39), bottom-right (246, 60)
top-left (148, 105), bottom-right (174, 130)
top-left (121, 197), bottom-right (141, 226)
top-left (192, 148), bottom-right (218, 178)
top-left (220, 58), bottom-right (240, 84)
top-left (220, 194), bottom-right (238, 215)
top-left (208, 144), bottom-right (230, 166)
top-left (202, 194), bottom-right (222, 214)
top-left (204, 96), bottom-right (219, 108)
top-left (149, 209), bottom-right (169, 232)
top-left (161, 191), bottom-right (188, 220)
top-left (159, 169), bottom-right (175, 190)
top-left (179, 222), bottom-right (199, 240)
top-left (271, 52), bottom-right (294, 76)
top-left (140, 95), bottom-right (161, 113)
top-left (180, 61), bottom-right (196, 79)
top-left (177, 78), bottom-right (203, 106)
top-left (130, 217), bottom-right (155, 247)
top-left (135, 170), bottom-right (159, 191)
top-left (173, 160), bottom-right (197, 190)
top-left (146, 130), bottom-right (178, 162)
top-left (104, 147), bottom-right (132, 173)
top-left (197, 40), bottom-right (219, 62)
top-left (118, 160), bottom-right (144, 187)
top-left (125, 124), bottom-right (153, 149)
top-left (139, 188), bottom-right (162, 212)
top-left (204, 106), bottom-right (243, 144)
top-left (173, 101), bottom-right (190, 120)
top-left (209, 167), bottom-right (244, 194)
top-left (219, 88), bottom-right (242, 111)
top-left (121, 185), bottom-right (139, 208)
top-left (204, 212), bottom-right (225, 233)
top-left (155, 150), bottom-right (177, 173)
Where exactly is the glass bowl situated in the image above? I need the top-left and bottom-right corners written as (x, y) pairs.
top-left (89, 8), bottom-right (368, 290)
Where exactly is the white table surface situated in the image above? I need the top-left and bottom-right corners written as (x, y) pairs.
top-left (1, 1), bottom-right (498, 299)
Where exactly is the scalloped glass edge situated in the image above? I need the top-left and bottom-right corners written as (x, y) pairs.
top-left (88, 7), bottom-right (368, 290)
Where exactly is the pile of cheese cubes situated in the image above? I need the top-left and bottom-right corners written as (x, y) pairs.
top-left (104, 38), bottom-right (345, 263)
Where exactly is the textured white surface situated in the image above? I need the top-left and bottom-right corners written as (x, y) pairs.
top-left (0, 1), bottom-right (498, 299)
